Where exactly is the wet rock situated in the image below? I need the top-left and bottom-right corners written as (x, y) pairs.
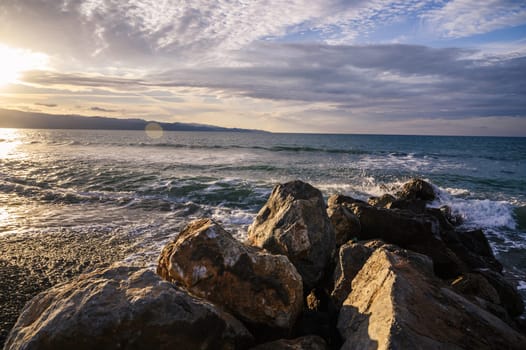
top-left (5, 265), bottom-right (253, 350)
top-left (396, 178), bottom-right (437, 202)
top-left (327, 194), bottom-right (361, 247)
top-left (248, 180), bottom-right (335, 291)
top-left (249, 335), bottom-right (328, 350)
top-left (337, 248), bottom-right (526, 350)
top-left (157, 219), bottom-right (303, 333)
top-left (331, 241), bottom-right (373, 308)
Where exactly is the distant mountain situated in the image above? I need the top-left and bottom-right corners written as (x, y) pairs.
top-left (0, 109), bottom-right (265, 132)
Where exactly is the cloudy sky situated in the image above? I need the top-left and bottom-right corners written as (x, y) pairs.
top-left (0, 0), bottom-right (525, 135)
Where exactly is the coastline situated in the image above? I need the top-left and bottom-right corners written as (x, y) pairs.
top-left (0, 230), bottom-right (136, 346)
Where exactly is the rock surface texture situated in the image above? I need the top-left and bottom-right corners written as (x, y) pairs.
top-left (248, 180), bottom-right (336, 291)
top-left (157, 218), bottom-right (303, 333)
top-left (5, 265), bottom-right (253, 350)
top-left (337, 248), bottom-right (526, 350)
top-left (327, 195), bottom-right (361, 247)
top-left (249, 335), bottom-right (328, 350)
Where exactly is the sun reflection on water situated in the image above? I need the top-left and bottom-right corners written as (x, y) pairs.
top-left (0, 128), bottom-right (21, 158)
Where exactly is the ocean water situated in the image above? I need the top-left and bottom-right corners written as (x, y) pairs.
top-left (1, 128), bottom-right (525, 300)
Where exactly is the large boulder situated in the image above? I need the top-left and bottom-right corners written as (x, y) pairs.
top-left (5, 265), bottom-right (253, 350)
top-left (327, 194), bottom-right (361, 247)
top-left (249, 335), bottom-right (328, 350)
top-left (348, 200), bottom-right (467, 278)
top-left (247, 180), bottom-right (336, 291)
top-left (331, 241), bottom-right (373, 308)
top-left (337, 248), bottom-right (526, 350)
top-left (441, 229), bottom-right (503, 273)
top-left (476, 268), bottom-right (525, 317)
top-left (396, 178), bottom-right (437, 202)
top-left (350, 202), bottom-right (440, 244)
top-left (157, 219), bottom-right (303, 333)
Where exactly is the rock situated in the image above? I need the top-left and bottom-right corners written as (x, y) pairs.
top-left (157, 219), bottom-right (303, 333)
top-left (248, 180), bottom-right (335, 291)
top-left (451, 273), bottom-right (501, 305)
top-left (331, 241), bottom-right (373, 308)
top-left (5, 265), bottom-right (253, 350)
top-left (367, 194), bottom-right (396, 208)
top-left (350, 202), bottom-right (440, 245)
top-left (441, 229), bottom-right (503, 273)
top-left (476, 268), bottom-right (525, 317)
top-left (337, 248), bottom-right (526, 350)
top-left (249, 335), bottom-right (328, 350)
top-left (327, 194), bottom-right (361, 247)
top-left (396, 178), bottom-right (436, 202)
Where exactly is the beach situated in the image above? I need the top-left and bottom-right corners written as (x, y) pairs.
top-left (0, 129), bottom-right (525, 346)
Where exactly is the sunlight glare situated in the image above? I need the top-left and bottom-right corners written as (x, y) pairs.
top-left (0, 44), bottom-right (49, 87)
top-left (0, 129), bottom-right (22, 158)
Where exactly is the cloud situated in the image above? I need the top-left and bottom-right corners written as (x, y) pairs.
top-left (34, 102), bottom-right (57, 107)
top-left (90, 106), bottom-right (117, 112)
top-left (422, 0), bottom-right (526, 38)
top-left (20, 42), bottom-right (526, 124)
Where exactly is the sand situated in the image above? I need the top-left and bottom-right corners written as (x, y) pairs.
top-left (0, 230), bottom-right (137, 347)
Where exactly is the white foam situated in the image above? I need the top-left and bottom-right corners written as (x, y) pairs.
top-left (433, 187), bottom-right (517, 230)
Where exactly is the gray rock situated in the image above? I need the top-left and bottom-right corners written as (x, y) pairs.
top-left (157, 218), bottom-right (303, 332)
top-left (5, 265), bottom-right (253, 350)
top-left (337, 248), bottom-right (526, 350)
top-left (248, 180), bottom-right (335, 291)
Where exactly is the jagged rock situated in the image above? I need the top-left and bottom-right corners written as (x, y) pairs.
top-left (331, 241), bottom-right (373, 308)
top-left (396, 178), bottom-right (436, 202)
top-left (367, 194), bottom-right (396, 208)
top-left (5, 265), bottom-right (253, 350)
top-left (249, 335), bottom-right (328, 350)
top-left (451, 273), bottom-right (501, 305)
top-left (476, 268), bottom-right (525, 317)
top-left (248, 180), bottom-right (336, 291)
top-left (350, 201), bottom-right (440, 245)
top-left (157, 219), bottom-right (303, 333)
top-left (441, 229), bottom-right (503, 273)
top-left (337, 248), bottom-right (526, 350)
top-left (327, 194), bottom-right (361, 247)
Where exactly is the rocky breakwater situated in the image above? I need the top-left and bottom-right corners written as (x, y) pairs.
top-left (5, 178), bottom-right (526, 349)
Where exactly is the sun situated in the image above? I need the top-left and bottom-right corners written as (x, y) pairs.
top-left (0, 44), bottom-right (48, 87)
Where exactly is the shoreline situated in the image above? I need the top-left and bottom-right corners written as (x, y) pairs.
top-left (0, 230), bottom-right (137, 347)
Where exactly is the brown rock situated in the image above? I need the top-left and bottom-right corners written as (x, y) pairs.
top-left (327, 194), bottom-right (361, 247)
top-left (367, 194), bottom-right (396, 208)
top-left (350, 202), bottom-right (440, 245)
top-left (476, 268), bottom-right (525, 317)
top-left (451, 273), bottom-right (501, 305)
top-left (5, 265), bottom-right (253, 350)
top-left (331, 241), bottom-right (373, 308)
top-left (157, 219), bottom-right (303, 332)
top-left (248, 181), bottom-right (336, 291)
top-left (337, 248), bottom-right (526, 350)
top-left (396, 178), bottom-right (437, 202)
top-left (249, 335), bottom-right (328, 350)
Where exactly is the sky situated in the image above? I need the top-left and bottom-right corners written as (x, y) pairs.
top-left (0, 0), bottom-right (525, 136)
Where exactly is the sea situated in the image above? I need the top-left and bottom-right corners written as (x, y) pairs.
top-left (1, 128), bottom-right (525, 307)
